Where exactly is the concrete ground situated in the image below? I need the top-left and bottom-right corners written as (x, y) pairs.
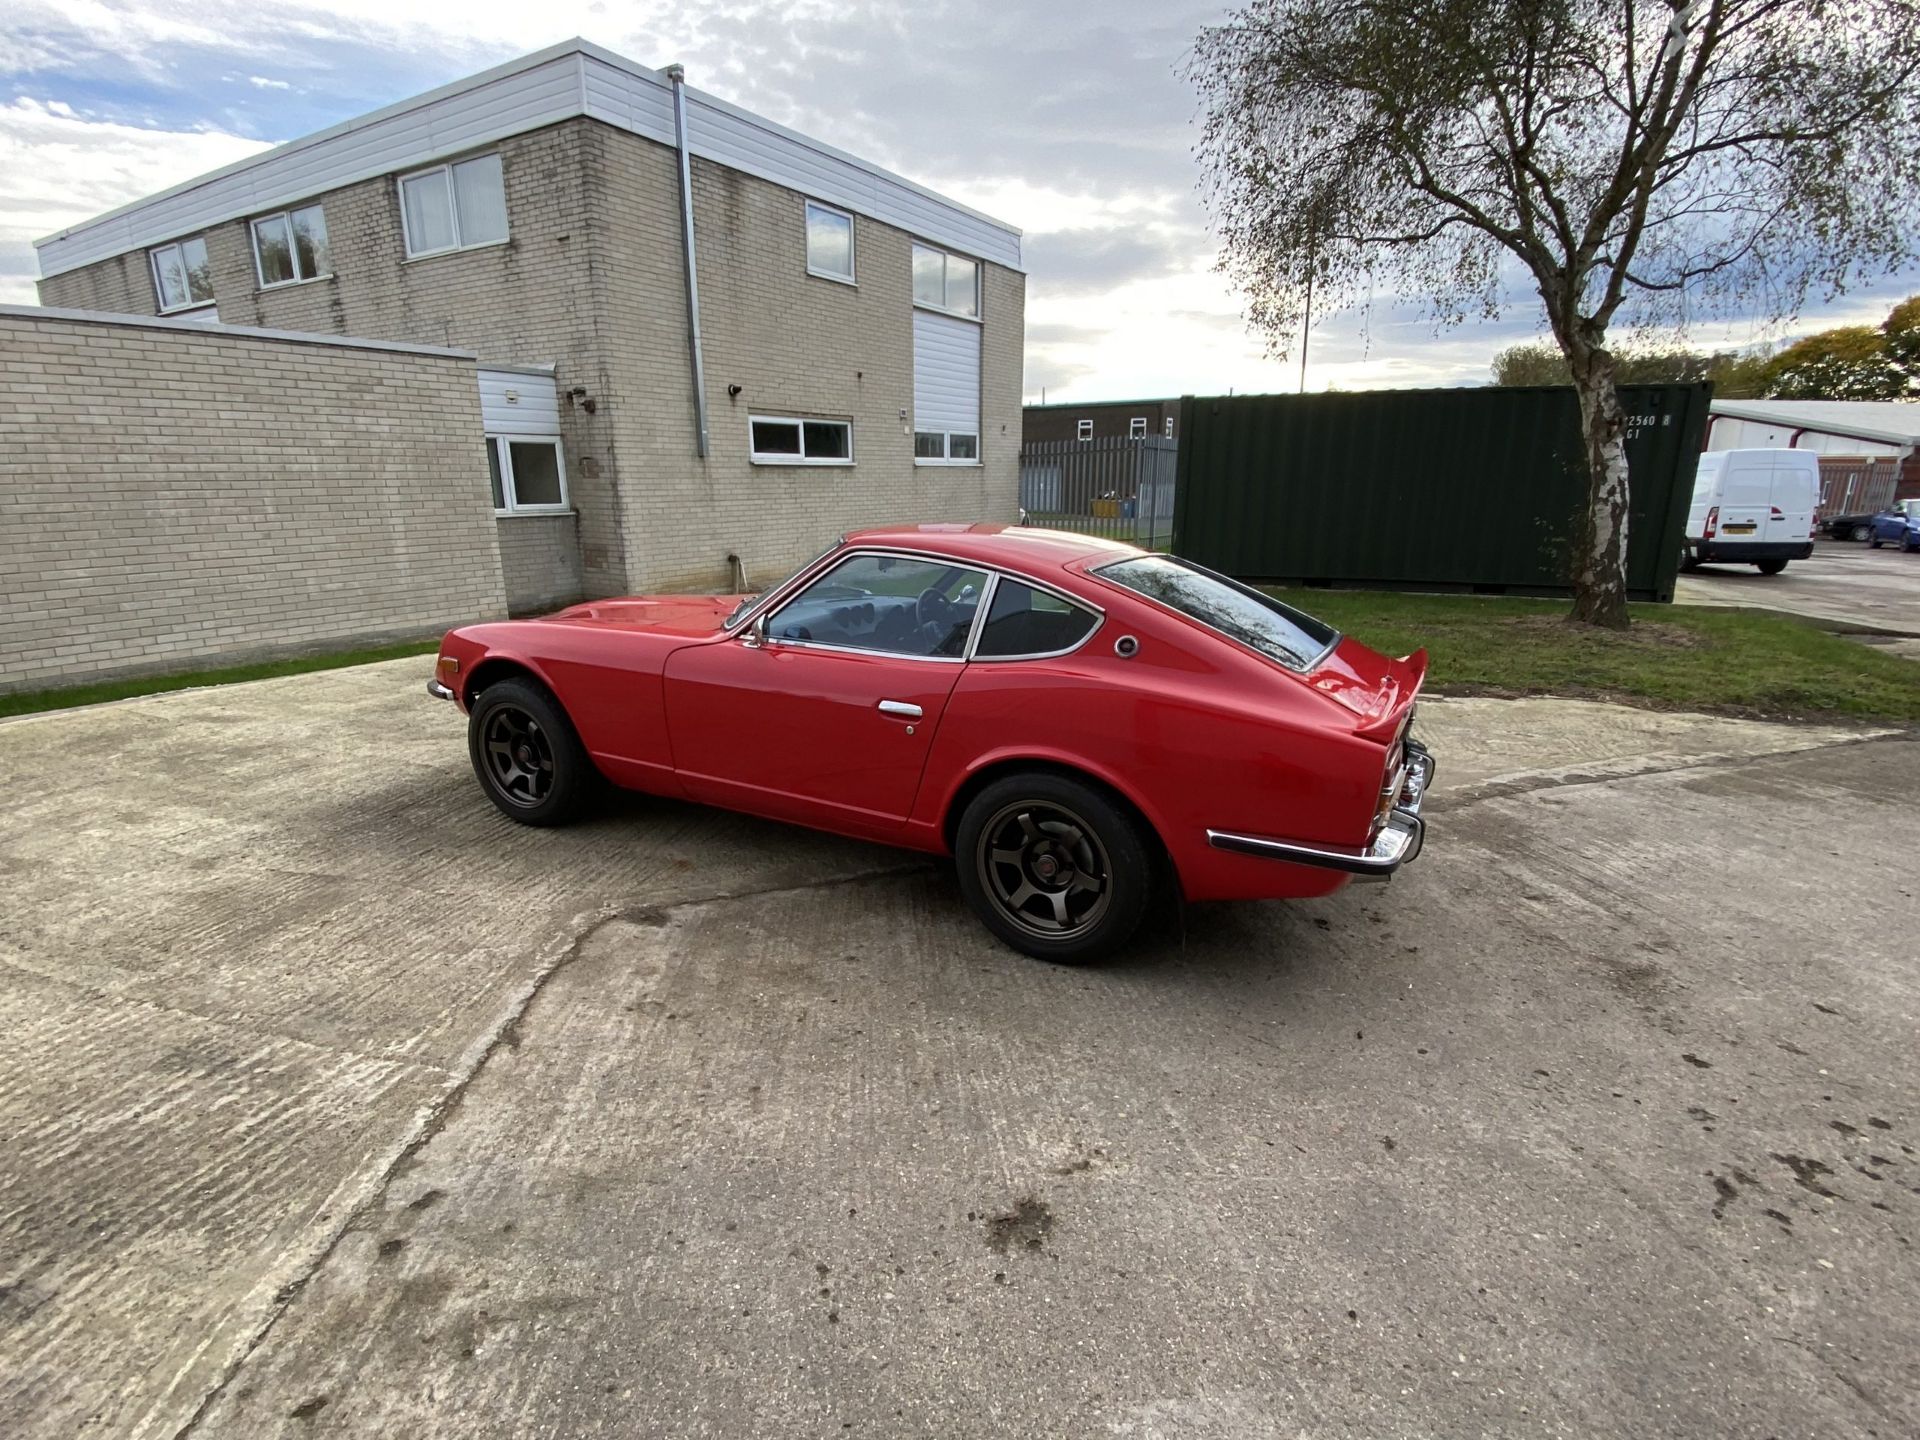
top-left (1, 661), bottom-right (1915, 1439)
top-left (1676, 537), bottom-right (1920, 634)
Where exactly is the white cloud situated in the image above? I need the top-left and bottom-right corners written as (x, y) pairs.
top-left (0, 98), bottom-right (270, 302)
top-left (247, 75), bottom-right (292, 90)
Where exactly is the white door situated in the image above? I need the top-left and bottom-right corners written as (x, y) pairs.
top-left (1688, 454), bottom-right (1723, 540)
top-left (1714, 453), bottom-right (1775, 542)
top-left (1766, 456), bottom-right (1817, 544)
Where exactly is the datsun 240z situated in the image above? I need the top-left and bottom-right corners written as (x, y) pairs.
top-left (430, 525), bottom-right (1434, 962)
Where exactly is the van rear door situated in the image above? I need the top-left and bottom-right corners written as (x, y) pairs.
top-left (1767, 454), bottom-right (1817, 544)
top-left (1688, 454), bottom-right (1723, 540)
top-left (1716, 453), bottom-right (1774, 542)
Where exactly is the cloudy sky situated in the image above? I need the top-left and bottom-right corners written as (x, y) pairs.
top-left (3, 0), bottom-right (1914, 400)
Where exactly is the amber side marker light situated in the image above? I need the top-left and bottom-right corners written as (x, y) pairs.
top-left (436, 655), bottom-right (460, 681)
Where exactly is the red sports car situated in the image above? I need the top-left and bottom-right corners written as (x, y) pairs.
top-left (429, 524), bottom-right (1432, 962)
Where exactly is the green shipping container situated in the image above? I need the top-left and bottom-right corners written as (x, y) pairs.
top-left (1172, 384), bottom-right (1713, 602)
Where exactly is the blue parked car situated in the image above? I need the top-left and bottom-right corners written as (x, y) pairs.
top-left (1868, 499), bottom-right (1920, 552)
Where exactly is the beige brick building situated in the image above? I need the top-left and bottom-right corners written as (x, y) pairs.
top-left (33, 39), bottom-right (1026, 612)
top-left (0, 307), bottom-right (506, 694)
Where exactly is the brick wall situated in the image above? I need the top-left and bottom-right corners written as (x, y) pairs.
top-left (497, 513), bottom-right (584, 615)
top-left (36, 115), bottom-right (1027, 600)
top-left (0, 309), bottom-right (506, 694)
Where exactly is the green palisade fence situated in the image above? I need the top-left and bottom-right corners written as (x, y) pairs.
top-left (1171, 384), bottom-right (1712, 602)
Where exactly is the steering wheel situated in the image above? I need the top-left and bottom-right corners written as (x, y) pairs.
top-left (916, 587), bottom-right (955, 629)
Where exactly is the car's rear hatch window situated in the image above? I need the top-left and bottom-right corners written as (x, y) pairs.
top-left (1091, 555), bottom-right (1338, 671)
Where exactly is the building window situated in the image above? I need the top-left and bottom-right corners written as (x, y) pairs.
top-left (486, 436), bottom-right (568, 514)
top-left (1076, 419), bottom-right (1093, 441)
top-left (911, 243), bottom-right (980, 319)
top-left (750, 415), bottom-right (854, 465)
top-left (150, 236), bottom-right (214, 313)
top-left (805, 201), bottom-right (855, 284)
top-left (1129, 417), bottom-right (1147, 439)
top-left (251, 205), bottom-right (330, 288)
top-left (1165, 418), bottom-right (1175, 438)
top-left (400, 153), bottom-right (509, 258)
top-left (914, 430), bottom-right (979, 464)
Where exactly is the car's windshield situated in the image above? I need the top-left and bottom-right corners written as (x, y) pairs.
top-left (1092, 555), bottom-right (1339, 670)
top-left (724, 543), bottom-right (842, 630)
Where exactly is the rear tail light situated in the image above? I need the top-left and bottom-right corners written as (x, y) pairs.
top-left (1704, 506), bottom-right (1719, 539)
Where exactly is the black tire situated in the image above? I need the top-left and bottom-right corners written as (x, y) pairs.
top-left (1679, 548), bottom-right (1701, 573)
top-left (954, 771), bottom-right (1154, 963)
top-left (1755, 558), bottom-right (1788, 575)
top-left (1852, 524), bottom-right (1872, 542)
top-left (1870, 537), bottom-right (1884, 549)
top-left (467, 676), bottom-right (595, 826)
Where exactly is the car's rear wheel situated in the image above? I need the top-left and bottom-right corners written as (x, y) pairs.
top-left (467, 676), bottom-right (593, 826)
top-left (1755, 558), bottom-right (1788, 574)
top-left (954, 772), bottom-right (1153, 963)
top-left (1852, 524), bottom-right (1872, 542)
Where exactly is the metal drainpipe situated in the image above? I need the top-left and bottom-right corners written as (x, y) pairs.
top-left (666, 64), bottom-right (710, 460)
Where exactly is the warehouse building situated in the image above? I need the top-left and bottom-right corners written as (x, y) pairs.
top-left (29, 38), bottom-right (1026, 629)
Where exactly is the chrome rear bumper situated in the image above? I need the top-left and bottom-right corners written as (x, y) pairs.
top-left (1208, 738), bottom-right (1435, 878)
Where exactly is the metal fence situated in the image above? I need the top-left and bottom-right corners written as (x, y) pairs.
top-left (1018, 434), bottom-right (1178, 549)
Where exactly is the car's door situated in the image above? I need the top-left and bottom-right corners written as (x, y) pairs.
top-left (662, 551), bottom-right (989, 834)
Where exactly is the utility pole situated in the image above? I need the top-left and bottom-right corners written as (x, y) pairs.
top-left (1298, 266), bottom-right (1313, 393)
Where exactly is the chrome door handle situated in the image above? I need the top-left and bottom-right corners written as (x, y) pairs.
top-left (877, 700), bottom-right (922, 719)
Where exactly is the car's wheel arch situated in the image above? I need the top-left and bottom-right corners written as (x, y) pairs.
top-left (939, 754), bottom-right (1178, 891)
top-left (461, 653), bottom-right (562, 710)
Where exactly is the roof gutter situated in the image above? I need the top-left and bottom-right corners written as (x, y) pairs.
top-left (666, 63), bottom-right (711, 461)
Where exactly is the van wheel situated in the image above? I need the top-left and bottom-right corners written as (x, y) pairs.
top-left (1755, 559), bottom-right (1788, 575)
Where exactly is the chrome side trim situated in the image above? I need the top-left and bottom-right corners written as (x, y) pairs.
top-left (1208, 811), bottom-right (1424, 876)
top-left (426, 679), bottom-right (455, 702)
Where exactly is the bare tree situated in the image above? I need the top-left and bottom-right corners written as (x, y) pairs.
top-left (1192, 0), bottom-right (1920, 625)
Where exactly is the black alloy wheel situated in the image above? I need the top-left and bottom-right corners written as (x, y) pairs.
top-left (467, 676), bottom-right (594, 826)
top-left (955, 772), bottom-right (1153, 963)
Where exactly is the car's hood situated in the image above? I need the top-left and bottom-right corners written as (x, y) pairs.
top-left (1307, 636), bottom-right (1429, 739)
top-left (543, 594), bottom-right (744, 637)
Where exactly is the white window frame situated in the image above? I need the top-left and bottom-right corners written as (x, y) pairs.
top-left (911, 242), bottom-right (982, 321)
top-left (1076, 419), bottom-right (1093, 441)
top-left (913, 430), bottom-right (981, 467)
top-left (487, 434), bottom-right (570, 516)
top-left (149, 236), bottom-right (215, 315)
top-left (399, 153), bottom-right (509, 260)
top-left (250, 205), bottom-right (330, 290)
top-left (749, 414), bottom-right (856, 467)
top-left (804, 200), bottom-right (856, 285)
top-left (1129, 417), bottom-right (1147, 439)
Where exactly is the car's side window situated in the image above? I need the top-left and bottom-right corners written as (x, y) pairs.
top-left (768, 553), bottom-right (988, 658)
top-left (974, 579), bottom-right (1100, 659)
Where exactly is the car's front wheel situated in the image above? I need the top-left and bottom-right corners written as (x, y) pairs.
top-left (1853, 524), bottom-right (1873, 542)
top-left (954, 772), bottom-right (1154, 963)
top-left (467, 676), bottom-right (594, 826)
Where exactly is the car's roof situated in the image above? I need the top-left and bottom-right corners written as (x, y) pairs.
top-left (839, 523), bottom-right (1142, 576)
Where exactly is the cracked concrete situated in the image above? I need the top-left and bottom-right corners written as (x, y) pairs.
top-left (2, 657), bottom-right (1915, 1438)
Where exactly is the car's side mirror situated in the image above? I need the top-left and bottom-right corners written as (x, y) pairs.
top-left (740, 614), bottom-right (768, 649)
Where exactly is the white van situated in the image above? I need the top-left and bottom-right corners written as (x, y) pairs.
top-left (1682, 449), bottom-right (1818, 574)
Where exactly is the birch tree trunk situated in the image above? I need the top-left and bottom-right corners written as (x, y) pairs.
top-left (1566, 347), bottom-right (1632, 628)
